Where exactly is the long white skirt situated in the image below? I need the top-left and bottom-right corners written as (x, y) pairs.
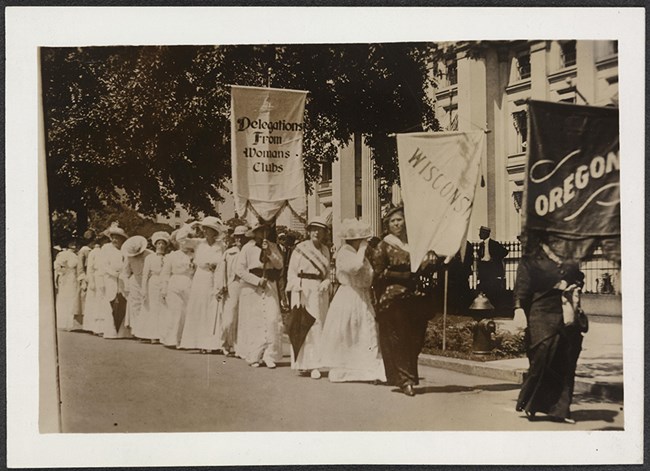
top-left (236, 282), bottom-right (283, 365)
top-left (137, 274), bottom-right (164, 340)
top-left (125, 276), bottom-right (146, 338)
top-left (55, 269), bottom-right (81, 331)
top-left (290, 279), bottom-right (329, 371)
top-left (160, 274), bottom-right (191, 347)
top-left (319, 285), bottom-right (386, 383)
top-left (219, 280), bottom-right (241, 353)
top-left (81, 284), bottom-right (100, 332)
top-left (179, 268), bottom-right (221, 350)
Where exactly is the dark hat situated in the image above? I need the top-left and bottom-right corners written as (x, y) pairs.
top-left (479, 225), bottom-right (491, 233)
top-left (382, 205), bottom-right (404, 221)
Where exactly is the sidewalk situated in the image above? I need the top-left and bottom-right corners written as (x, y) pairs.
top-left (419, 316), bottom-right (623, 401)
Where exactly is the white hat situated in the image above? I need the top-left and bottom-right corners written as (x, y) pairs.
top-left (121, 235), bottom-right (148, 257)
top-left (200, 216), bottom-right (226, 233)
top-left (338, 218), bottom-right (372, 240)
top-left (106, 222), bottom-right (128, 239)
top-left (176, 224), bottom-right (195, 242)
top-left (233, 225), bottom-right (249, 236)
top-left (307, 215), bottom-right (329, 230)
top-left (151, 231), bottom-right (171, 246)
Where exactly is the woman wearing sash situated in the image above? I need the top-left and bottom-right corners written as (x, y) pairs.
top-left (371, 206), bottom-right (434, 396)
top-left (286, 216), bottom-right (331, 379)
top-left (235, 222), bottom-right (284, 368)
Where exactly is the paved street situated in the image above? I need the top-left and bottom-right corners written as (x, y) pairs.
top-left (58, 330), bottom-right (624, 433)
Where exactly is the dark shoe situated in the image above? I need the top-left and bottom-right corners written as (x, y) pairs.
top-left (402, 384), bottom-right (416, 397)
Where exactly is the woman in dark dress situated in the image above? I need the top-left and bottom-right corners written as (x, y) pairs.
top-left (514, 235), bottom-right (586, 423)
top-left (371, 207), bottom-right (437, 397)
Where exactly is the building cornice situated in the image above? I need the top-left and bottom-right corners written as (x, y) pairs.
top-left (505, 78), bottom-right (532, 95)
top-left (547, 66), bottom-right (577, 85)
top-left (596, 54), bottom-right (618, 71)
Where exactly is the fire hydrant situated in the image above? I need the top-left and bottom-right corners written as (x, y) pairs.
top-left (472, 318), bottom-right (496, 354)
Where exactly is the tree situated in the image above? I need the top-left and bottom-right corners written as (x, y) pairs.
top-left (42, 43), bottom-right (441, 232)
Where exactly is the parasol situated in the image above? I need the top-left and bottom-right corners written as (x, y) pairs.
top-left (110, 292), bottom-right (127, 333)
top-left (286, 304), bottom-right (315, 357)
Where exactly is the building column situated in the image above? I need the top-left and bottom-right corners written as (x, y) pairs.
top-left (530, 41), bottom-right (548, 100)
top-left (332, 141), bottom-right (356, 246)
top-left (361, 143), bottom-right (382, 238)
top-left (576, 40), bottom-right (596, 105)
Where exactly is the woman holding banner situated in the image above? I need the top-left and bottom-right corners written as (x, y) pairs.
top-left (371, 206), bottom-right (437, 397)
top-left (514, 233), bottom-right (586, 424)
top-left (235, 222), bottom-right (284, 369)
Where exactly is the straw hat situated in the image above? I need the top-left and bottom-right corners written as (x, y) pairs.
top-left (106, 222), bottom-right (128, 239)
top-left (200, 216), bottom-right (226, 234)
top-left (307, 215), bottom-right (329, 231)
top-left (121, 235), bottom-right (148, 257)
top-left (151, 231), bottom-right (171, 246)
top-left (338, 218), bottom-right (372, 240)
top-left (233, 225), bottom-right (249, 237)
top-left (245, 222), bottom-right (270, 238)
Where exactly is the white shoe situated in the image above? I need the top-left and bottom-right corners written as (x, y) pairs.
top-left (310, 369), bottom-right (321, 379)
top-left (250, 362), bottom-right (260, 368)
top-left (265, 361), bottom-right (276, 369)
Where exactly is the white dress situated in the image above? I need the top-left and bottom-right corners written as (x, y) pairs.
top-left (76, 245), bottom-right (91, 318)
top-left (319, 244), bottom-right (386, 383)
top-left (159, 250), bottom-right (194, 347)
top-left (54, 249), bottom-right (81, 331)
top-left (286, 240), bottom-right (331, 371)
top-left (235, 240), bottom-right (284, 365)
top-left (215, 245), bottom-right (242, 353)
top-left (179, 240), bottom-right (225, 350)
top-left (138, 252), bottom-right (167, 340)
top-left (124, 249), bottom-right (153, 338)
top-left (81, 247), bottom-right (102, 333)
top-left (97, 243), bottom-right (132, 339)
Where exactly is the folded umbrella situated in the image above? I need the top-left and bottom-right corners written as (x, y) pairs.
top-left (110, 292), bottom-right (127, 333)
top-left (286, 304), bottom-right (316, 357)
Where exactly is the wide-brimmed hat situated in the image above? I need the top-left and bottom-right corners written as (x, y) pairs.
top-left (200, 216), bottom-right (226, 234)
top-left (121, 235), bottom-right (148, 257)
top-left (307, 215), bottom-right (329, 231)
top-left (233, 225), bottom-right (249, 237)
top-left (106, 222), bottom-right (128, 239)
top-left (338, 218), bottom-right (372, 240)
top-left (245, 222), bottom-right (270, 238)
top-left (151, 231), bottom-right (171, 246)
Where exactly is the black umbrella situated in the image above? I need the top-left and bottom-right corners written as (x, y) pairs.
top-left (286, 304), bottom-right (316, 357)
top-left (110, 292), bottom-right (127, 333)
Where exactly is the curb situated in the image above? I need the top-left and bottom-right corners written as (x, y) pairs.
top-left (418, 354), bottom-right (623, 401)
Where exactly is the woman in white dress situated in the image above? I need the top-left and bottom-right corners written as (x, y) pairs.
top-left (81, 234), bottom-right (109, 333)
top-left (319, 219), bottom-right (386, 383)
top-left (159, 225), bottom-right (198, 348)
top-left (179, 217), bottom-right (227, 353)
top-left (54, 239), bottom-right (81, 331)
top-left (122, 236), bottom-right (153, 340)
top-left (286, 216), bottom-right (331, 379)
top-left (215, 225), bottom-right (249, 356)
top-left (98, 223), bottom-right (132, 339)
top-left (139, 231), bottom-right (171, 343)
top-left (235, 222), bottom-right (284, 368)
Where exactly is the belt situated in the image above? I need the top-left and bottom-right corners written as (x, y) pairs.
top-left (298, 272), bottom-right (323, 281)
top-left (249, 268), bottom-right (281, 282)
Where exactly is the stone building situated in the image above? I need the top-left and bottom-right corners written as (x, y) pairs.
top-left (308, 40), bottom-right (619, 246)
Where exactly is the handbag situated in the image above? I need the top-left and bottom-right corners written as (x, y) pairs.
top-left (562, 285), bottom-right (589, 333)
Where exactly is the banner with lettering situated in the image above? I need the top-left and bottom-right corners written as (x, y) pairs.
top-left (230, 85), bottom-right (308, 223)
top-left (397, 131), bottom-right (485, 272)
top-left (524, 100), bottom-right (620, 261)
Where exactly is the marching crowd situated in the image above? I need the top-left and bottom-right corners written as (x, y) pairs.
top-left (54, 206), bottom-right (589, 417)
top-left (53, 207), bottom-right (441, 396)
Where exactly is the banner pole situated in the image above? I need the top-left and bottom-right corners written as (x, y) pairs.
top-left (443, 269), bottom-right (448, 351)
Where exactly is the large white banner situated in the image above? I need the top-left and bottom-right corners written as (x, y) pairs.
top-left (230, 85), bottom-right (308, 223)
top-left (397, 131), bottom-right (485, 272)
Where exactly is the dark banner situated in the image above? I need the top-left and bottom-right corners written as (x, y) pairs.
top-left (523, 100), bottom-right (620, 262)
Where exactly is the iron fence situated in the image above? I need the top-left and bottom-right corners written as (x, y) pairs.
top-left (469, 241), bottom-right (621, 294)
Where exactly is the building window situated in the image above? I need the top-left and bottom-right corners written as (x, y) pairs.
top-left (560, 40), bottom-right (577, 68)
top-left (356, 204), bottom-right (362, 218)
top-left (321, 161), bottom-right (332, 182)
top-left (516, 52), bottom-right (531, 80)
top-left (446, 59), bottom-right (458, 86)
top-left (174, 209), bottom-right (181, 218)
top-left (174, 223), bottom-right (181, 229)
top-left (512, 110), bottom-right (528, 153)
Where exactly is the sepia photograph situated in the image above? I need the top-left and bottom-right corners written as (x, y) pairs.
top-left (6, 5), bottom-right (645, 467)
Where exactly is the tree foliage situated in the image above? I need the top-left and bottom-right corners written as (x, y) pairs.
top-left (42, 43), bottom-right (441, 232)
